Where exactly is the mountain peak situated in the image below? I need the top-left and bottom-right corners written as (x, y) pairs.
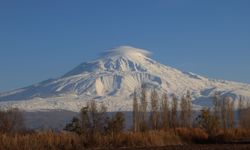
top-left (62, 46), bottom-right (152, 77)
top-left (1, 46), bottom-right (250, 112)
top-left (100, 46), bottom-right (151, 59)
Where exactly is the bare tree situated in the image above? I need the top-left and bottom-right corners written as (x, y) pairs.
top-left (0, 108), bottom-right (25, 134)
top-left (149, 89), bottom-right (159, 130)
top-left (238, 96), bottom-right (250, 128)
top-left (106, 112), bottom-right (125, 138)
top-left (88, 101), bottom-right (98, 134)
top-left (238, 95), bottom-right (244, 128)
top-left (99, 102), bottom-right (108, 131)
top-left (171, 94), bottom-right (178, 132)
top-left (196, 108), bottom-right (219, 137)
top-left (132, 90), bottom-right (139, 132)
top-left (241, 107), bottom-right (250, 128)
top-left (213, 92), bottom-right (222, 127)
top-left (180, 96), bottom-right (188, 127)
top-left (65, 101), bottom-right (108, 137)
top-left (220, 96), bottom-right (235, 130)
top-left (186, 91), bottom-right (192, 128)
top-left (221, 97), bottom-right (227, 130)
top-left (139, 84), bottom-right (148, 131)
top-left (161, 92), bottom-right (169, 130)
top-left (87, 101), bottom-right (107, 135)
top-left (179, 91), bottom-right (192, 128)
top-left (227, 98), bottom-right (235, 128)
top-left (79, 106), bottom-right (90, 134)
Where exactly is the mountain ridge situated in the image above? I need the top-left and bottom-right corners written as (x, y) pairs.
top-left (0, 46), bottom-right (250, 112)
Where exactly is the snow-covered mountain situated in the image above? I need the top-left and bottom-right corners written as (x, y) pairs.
top-left (0, 46), bottom-right (250, 112)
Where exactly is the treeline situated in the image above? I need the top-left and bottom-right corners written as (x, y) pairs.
top-left (64, 100), bottom-right (125, 144)
top-left (62, 85), bottom-right (250, 145)
top-left (132, 88), bottom-right (192, 132)
top-left (1, 86), bottom-right (250, 149)
top-left (131, 86), bottom-right (250, 137)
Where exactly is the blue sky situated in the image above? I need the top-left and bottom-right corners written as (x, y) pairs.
top-left (0, 0), bottom-right (249, 92)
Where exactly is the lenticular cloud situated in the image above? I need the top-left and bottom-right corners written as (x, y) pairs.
top-left (100, 46), bottom-right (152, 58)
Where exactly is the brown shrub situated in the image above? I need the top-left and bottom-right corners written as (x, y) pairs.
top-left (176, 128), bottom-right (208, 143)
top-left (0, 130), bottom-right (183, 149)
top-left (1, 128), bottom-right (250, 149)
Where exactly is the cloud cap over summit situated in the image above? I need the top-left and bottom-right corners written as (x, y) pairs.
top-left (100, 46), bottom-right (152, 58)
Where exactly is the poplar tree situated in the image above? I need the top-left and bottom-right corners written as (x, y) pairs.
top-left (238, 95), bottom-right (244, 128)
top-left (139, 84), bottom-right (148, 131)
top-left (150, 89), bottom-right (159, 130)
top-left (171, 94), bottom-right (178, 132)
top-left (213, 92), bottom-right (222, 127)
top-left (180, 96), bottom-right (188, 127)
top-left (227, 98), bottom-right (235, 128)
top-left (132, 90), bottom-right (139, 132)
top-left (186, 90), bottom-right (192, 128)
top-left (161, 92), bottom-right (169, 130)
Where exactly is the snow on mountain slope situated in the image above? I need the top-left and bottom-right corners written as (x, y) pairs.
top-left (0, 46), bottom-right (250, 112)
